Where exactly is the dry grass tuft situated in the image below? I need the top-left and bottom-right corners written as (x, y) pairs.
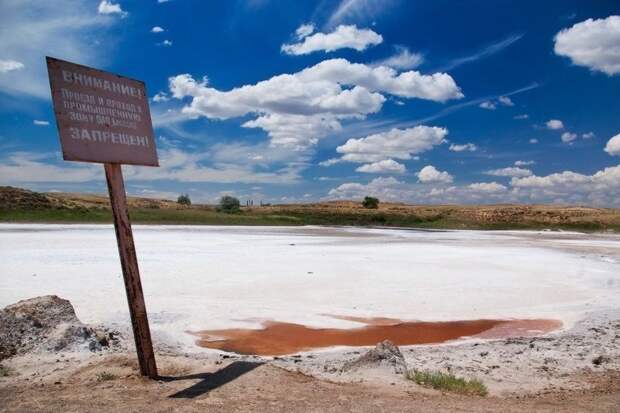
top-left (95, 371), bottom-right (116, 382)
top-left (406, 369), bottom-right (488, 396)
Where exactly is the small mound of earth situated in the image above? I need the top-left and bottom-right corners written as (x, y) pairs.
top-left (0, 186), bottom-right (53, 210)
top-left (342, 340), bottom-right (408, 374)
top-left (0, 295), bottom-right (121, 361)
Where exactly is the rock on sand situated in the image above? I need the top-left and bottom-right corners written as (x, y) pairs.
top-left (342, 340), bottom-right (408, 374)
top-left (0, 295), bottom-right (118, 360)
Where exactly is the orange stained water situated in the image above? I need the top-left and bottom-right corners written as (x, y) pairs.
top-left (192, 317), bottom-right (562, 356)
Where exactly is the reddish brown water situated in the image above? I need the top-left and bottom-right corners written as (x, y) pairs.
top-left (193, 317), bottom-right (562, 356)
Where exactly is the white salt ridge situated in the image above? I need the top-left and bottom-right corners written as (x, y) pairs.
top-left (1, 224), bottom-right (619, 351)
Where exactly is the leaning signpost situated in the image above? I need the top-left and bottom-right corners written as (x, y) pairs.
top-left (46, 57), bottom-right (159, 378)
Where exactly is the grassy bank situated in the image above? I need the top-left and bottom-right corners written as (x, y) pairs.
top-left (2, 186), bottom-right (619, 231)
top-left (2, 207), bottom-right (619, 232)
top-left (0, 208), bottom-right (301, 226)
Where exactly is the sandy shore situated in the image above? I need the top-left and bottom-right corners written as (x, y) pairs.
top-left (2, 308), bottom-right (619, 391)
top-left (1, 308), bottom-right (619, 411)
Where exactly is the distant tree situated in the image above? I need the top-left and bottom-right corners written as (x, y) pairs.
top-left (217, 195), bottom-right (240, 213)
top-left (177, 194), bottom-right (191, 206)
top-left (362, 196), bottom-right (379, 209)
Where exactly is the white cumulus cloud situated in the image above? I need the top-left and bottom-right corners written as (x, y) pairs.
top-left (417, 165), bottom-right (453, 183)
top-left (356, 159), bottom-right (405, 174)
top-left (561, 131), bottom-right (578, 143)
top-left (0, 59), bottom-right (24, 73)
top-left (467, 182), bottom-right (507, 193)
top-left (546, 119), bottom-right (564, 130)
top-left (605, 133), bottom-right (620, 156)
top-left (169, 59), bottom-right (461, 149)
top-left (33, 120), bottom-right (49, 126)
top-left (480, 96), bottom-right (513, 110)
top-left (326, 165), bottom-right (620, 206)
top-left (498, 96), bottom-right (514, 106)
top-left (151, 26), bottom-right (165, 33)
top-left (511, 165), bottom-right (620, 205)
top-left (282, 24), bottom-right (382, 55)
top-left (327, 176), bottom-right (403, 200)
top-left (97, 0), bottom-right (127, 17)
top-left (295, 23), bottom-right (315, 39)
top-left (152, 91), bottom-right (170, 102)
top-left (336, 126), bottom-right (448, 163)
top-left (554, 15), bottom-right (620, 75)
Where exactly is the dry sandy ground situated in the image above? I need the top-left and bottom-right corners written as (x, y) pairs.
top-left (1, 352), bottom-right (619, 413)
top-left (1, 310), bottom-right (619, 412)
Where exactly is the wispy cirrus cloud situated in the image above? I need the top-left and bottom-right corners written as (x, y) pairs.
top-left (324, 0), bottom-right (395, 29)
top-left (0, 0), bottom-right (117, 99)
top-left (0, 146), bottom-right (306, 186)
top-left (438, 33), bottom-right (524, 71)
top-left (372, 45), bottom-right (424, 70)
top-left (390, 82), bottom-right (541, 129)
top-left (331, 81), bottom-right (540, 143)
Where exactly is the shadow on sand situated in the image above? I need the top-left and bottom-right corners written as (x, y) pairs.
top-left (160, 361), bottom-right (264, 399)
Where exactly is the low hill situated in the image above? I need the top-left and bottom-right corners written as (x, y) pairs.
top-left (0, 186), bottom-right (619, 231)
top-left (0, 186), bottom-right (179, 211)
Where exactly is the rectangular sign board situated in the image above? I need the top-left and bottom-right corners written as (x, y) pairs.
top-left (46, 56), bottom-right (159, 166)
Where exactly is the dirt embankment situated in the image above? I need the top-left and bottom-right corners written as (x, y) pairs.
top-left (0, 186), bottom-right (180, 211)
top-left (261, 201), bottom-right (620, 228)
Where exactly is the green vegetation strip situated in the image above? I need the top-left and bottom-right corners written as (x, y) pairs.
top-left (1, 208), bottom-right (618, 231)
top-left (406, 369), bottom-right (488, 396)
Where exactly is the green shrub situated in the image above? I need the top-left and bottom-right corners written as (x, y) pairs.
top-left (217, 195), bottom-right (240, 213)
top-left (362, 196), bottom-right (379, 209)
top-left (96, 371), bottom-right (116, 382)
top-left (177, 194), bottom-right (191, 206)
top-left (406, 370), bottom-right (488, 396)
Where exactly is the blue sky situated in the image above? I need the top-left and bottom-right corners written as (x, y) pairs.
top-left (1, 0), bottom-right (619, 205)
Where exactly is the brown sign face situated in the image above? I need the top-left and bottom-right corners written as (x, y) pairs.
top-left (46, 57), bottom-right (159, 166)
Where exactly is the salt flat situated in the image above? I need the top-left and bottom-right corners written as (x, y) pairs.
top-left (1, 224), bottom-right (619, 350)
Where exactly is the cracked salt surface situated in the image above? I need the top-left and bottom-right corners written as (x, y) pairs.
top-left (1, 224), bottom-right (619, 351)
